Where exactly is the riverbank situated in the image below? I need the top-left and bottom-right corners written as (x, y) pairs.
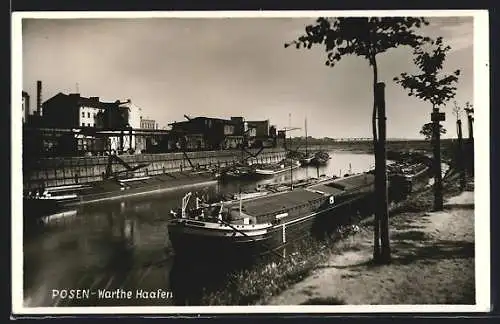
top-left (199, 170), bottom-right (474, 305)
top-left (267, 172), bottom-right (475, 305)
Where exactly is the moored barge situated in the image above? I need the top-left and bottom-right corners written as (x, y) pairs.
top-left (167, 172), bottom-right (375, 259)
top-left (24, 171), bottom-right (218, 219)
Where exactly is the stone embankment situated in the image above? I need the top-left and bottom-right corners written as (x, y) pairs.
top-left (23, 148), bottom-right (291, 190)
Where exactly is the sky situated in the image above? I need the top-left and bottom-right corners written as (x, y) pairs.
top-left (22, 15), bottom-right (474, 139)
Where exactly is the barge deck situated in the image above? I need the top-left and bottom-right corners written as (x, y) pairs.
top-left (168, 172), bottom-right (376, 259)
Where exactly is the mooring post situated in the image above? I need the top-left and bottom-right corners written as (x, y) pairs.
top-left (375, 82), bottom-right (390, 263)
top-left (467, 114), bottom-right (474, 141)
top-left (431, 107), bottom-right (445, 211)
top-left (120, 130), bottom-right (124, 153)
top-left (457, 119), bottom-right (466, 190)
top-left (129, 127), bottom-right (133, 153)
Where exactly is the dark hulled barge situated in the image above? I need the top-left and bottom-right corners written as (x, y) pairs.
top-left (24, 171), bottom-right (218, 219)
top-left (167, 172), bottom-right (375, 258)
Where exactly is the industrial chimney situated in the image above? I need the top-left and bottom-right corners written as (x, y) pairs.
top-left (36, 80), bottom-right (42, 116)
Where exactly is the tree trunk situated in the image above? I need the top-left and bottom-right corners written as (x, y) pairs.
top-left (375, 82), bottom-right (391, 264)
top-left (432, 108), bottom-right (444, 211)
top-left (370, 55), bottom-right (381, 261)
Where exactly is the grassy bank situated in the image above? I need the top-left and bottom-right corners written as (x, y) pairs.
top-left (199, 168), bottom-right (472, 306)
top-left (269, 170), bottom-right (474, 305)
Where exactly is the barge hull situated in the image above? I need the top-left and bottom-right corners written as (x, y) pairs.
top-left (168, 192), bottom-right (374, 260)
top-left (24, 173), bottom-right (217, 219)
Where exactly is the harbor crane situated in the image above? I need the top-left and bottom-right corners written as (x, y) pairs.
top-left (282, 126), bottom-right (301, 152)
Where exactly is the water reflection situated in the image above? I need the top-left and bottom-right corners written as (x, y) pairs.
top-left (23, 151), bottom-right (375, 307)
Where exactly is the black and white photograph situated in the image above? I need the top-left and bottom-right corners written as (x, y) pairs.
top-left (12, 10), bottom-right (490, 314)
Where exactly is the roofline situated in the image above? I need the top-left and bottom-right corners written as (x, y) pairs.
top-left (169, 116), bottom-right (244, 126)
top-left (43, 92), bottom-right (127, 106)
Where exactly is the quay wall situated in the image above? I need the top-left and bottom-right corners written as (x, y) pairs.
top-left (22, 140), bottom-right (454, 191)
top-left (23, 148), bottom-right (292, 190)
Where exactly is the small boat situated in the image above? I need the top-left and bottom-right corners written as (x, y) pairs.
top-left (311, 151), bottom-right (331, 166)
top-left (26, 184), bottom-right (90, 202)
top-left (225, 167), bottom-right (255, 178)
top-left (232, 190), bottom-right (269, 201)
top-left (219, 163), bottom-right (256, 179)
top-left (24, 184), bottom-right (90, 219)
top-left (254, 159), bottom-right (301, 177)
top-left (300, 154), bottom-right (314, 166)
top-left (41, 210), bottom-right (78, 224)
top-left (300, 117), bottom-right (314, 167)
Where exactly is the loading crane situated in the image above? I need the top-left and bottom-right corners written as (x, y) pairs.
top-left (104, 154), bottom-right (150, 179)
top-left (282, 126), bottom-right (301, 152)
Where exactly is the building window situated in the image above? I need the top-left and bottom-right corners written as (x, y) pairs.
top-left (81, 123), bottom-right (84, 127)
top-left (224, 125), bottom-right (234, 135)
top-left (87, 112), bottom-right (90, 118)
top-left (88, 123), bottom-right (91, 127)
top-left (82, 111), bottom-right (85, 118)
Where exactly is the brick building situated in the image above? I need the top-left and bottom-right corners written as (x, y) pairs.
top-left (42, 92), bottom-right (130, 129)
top-left (40, 93), bottom-right (132, 155)
top-left (169, 116), bottom-right (245, 150)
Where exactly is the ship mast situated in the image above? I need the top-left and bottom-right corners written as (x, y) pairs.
top-left (305, 117), bottom-right (308, 156)
top-left (239, 192), bottom-right (243, 216)
top-left (239, 183), bottom-right (242, 216)
top-left (305, 117), bottom-right (308, 179)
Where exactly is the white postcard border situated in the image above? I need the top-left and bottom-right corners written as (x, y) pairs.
top-left (11, 9), bottom-right (491, 315)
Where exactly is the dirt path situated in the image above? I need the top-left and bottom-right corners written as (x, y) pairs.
top-left (268, 190), bottom-right (475, 305)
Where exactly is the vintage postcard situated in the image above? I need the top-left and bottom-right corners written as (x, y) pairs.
top-left (11, 10), bottom-right (490, 315)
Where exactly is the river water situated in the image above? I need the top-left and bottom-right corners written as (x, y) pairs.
top-left (23, 151), bottom-right (375, 307)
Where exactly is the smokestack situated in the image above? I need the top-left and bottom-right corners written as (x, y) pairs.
top-left (36, 80), bottom-right (42, 115)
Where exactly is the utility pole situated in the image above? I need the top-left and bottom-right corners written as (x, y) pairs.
top-left (305, 116), bottom-right (308, 179)
top-left (453, 102), bottom-right (466, 191)
top-left (375, 82), bottom-right (390, 263)
top-left (457, 119), bottom-right (466, 190)
top-left (289, 113), bottom-right (293, 190)
top-left (431, 107), bottom-right (445, 211)
top-left (465, 102), bottom-right (474, 141)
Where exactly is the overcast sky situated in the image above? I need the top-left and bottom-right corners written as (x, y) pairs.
top-left (22, 15), bottom-right (473, 139)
